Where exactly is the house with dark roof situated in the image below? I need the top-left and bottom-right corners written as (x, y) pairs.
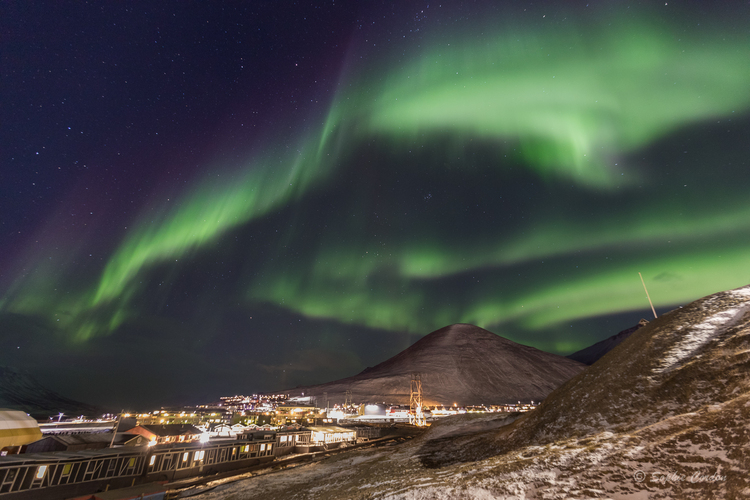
top-left (124, 424), bottom-right (204, 445)
top-left (24, 432), bottom-right (146, 453)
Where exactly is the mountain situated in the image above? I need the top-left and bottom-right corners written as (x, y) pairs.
top-left (283, 323), bottom-right (586, 406)
top-left (189, 284), bottom-right (750, 499)
top-left (566, 318), bottom-right (649, 365)
top-left (0, 366), bottom-right (103, 419)
top-left (496, 283), bottom-right (750, 447)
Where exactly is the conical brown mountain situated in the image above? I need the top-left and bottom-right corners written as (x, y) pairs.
top-left (284, 324), bottom-right (585, 406)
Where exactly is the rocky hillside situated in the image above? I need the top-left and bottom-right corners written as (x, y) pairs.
top-left (505, 285), bottom-right (750, 446)
top-left (187, 284), bottom-right (750, 499)
top-left (283, 323), bottom-right (586, 406)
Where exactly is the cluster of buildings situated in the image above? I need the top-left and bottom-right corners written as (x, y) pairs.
top-left (1, 395), bottom-right (540, 458)
top-left (0, 406), bottom-right (389, 500)
top-left (0, 393), bottom-right (540, 498)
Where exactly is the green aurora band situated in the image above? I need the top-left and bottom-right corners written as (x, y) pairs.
top-left (2, 14), bottom-right (750, 351)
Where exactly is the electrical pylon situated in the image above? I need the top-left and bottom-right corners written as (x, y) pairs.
top-left (409, 373), bottom-right (427, 427)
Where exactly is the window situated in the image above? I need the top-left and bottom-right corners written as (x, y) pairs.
top-left (149, 456), bottom-right (156, 466)
top-left (35, 466), bottom-right (47, 480)
top-left (183, 453), bottom-right (189, 462)
top-left (62, 464), bottom-right (72, 476)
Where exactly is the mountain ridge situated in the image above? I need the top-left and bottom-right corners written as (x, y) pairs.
top-left (566, 318), bottom-right (649, 365)
top-left (0, 366), bottom-right (103, 419)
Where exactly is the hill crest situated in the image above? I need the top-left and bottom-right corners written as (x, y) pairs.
top-left (284, 323), bottom-right (585, 406)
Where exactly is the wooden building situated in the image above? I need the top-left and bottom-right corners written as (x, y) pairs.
top-left (24, 434), bottom-right (145, 454)
top-left (308, 426), bottom-right (356, 445)
top-left (124, 425), bottom-right (203, 446)
top-left (272, 404), bottom-right (321, 425)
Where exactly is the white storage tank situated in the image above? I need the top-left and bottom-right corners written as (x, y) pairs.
top-left (0, 409), bottom-right (43, 452)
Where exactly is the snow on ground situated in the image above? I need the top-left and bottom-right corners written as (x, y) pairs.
top-left (654, 302), bottom-right (750, 374)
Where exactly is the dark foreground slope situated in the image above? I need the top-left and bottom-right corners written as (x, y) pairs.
top-left (0, 366), bottom-right (102, 419)
top-left (190, 284), bottom-right (750, 500)
top-left (284, 323), bottom-right (585, 406)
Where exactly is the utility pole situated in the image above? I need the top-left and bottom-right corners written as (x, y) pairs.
top-left (108, 410), bottom-right (124, 448)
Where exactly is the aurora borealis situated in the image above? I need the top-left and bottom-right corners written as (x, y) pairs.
top-left (2, 1), bottom-right (750, 409)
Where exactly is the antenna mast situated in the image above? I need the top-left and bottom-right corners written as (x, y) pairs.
top-left (639, 272), bottom-right (657, 319)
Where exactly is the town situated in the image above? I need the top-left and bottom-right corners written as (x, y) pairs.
top-left (0, 393), bottom-right (538, 500)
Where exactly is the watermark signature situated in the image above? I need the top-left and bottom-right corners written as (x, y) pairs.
top-left (634, 469), bottom-right (726, 485)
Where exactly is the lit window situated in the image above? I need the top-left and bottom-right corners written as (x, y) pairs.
top-left (35, 466), bottom-right (47, 480)
top-left (62, 464), bottom-right (72, 476)
top-left (149, 456), bottom-right (156, 466)
top-left (183, 453), bottom-right (189, 462)
top-left (260, 444), bottom-right (265, 451)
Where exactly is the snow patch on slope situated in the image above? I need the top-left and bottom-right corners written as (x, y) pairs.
top-left (654, 291), bottom-right (750, 374)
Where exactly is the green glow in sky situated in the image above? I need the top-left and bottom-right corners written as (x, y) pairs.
top-left (3, 13), bottom-right (750, 350)
top-left (336, 22), bottom-right (750, 187)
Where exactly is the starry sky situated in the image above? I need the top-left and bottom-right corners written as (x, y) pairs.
top-left (2, 1), bottom-right (749, 410)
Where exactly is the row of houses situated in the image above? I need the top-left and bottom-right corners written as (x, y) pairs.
top-left (2, 409), bottom-right (376, 456)
top-left (0, 423), bottom-right (383, 500)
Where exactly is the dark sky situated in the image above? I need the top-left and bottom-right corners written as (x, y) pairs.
top-left (2, 1), bottom-right (749, 411)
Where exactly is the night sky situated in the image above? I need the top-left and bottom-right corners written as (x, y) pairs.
top-left (2, 1), bottom-right (749, 410)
